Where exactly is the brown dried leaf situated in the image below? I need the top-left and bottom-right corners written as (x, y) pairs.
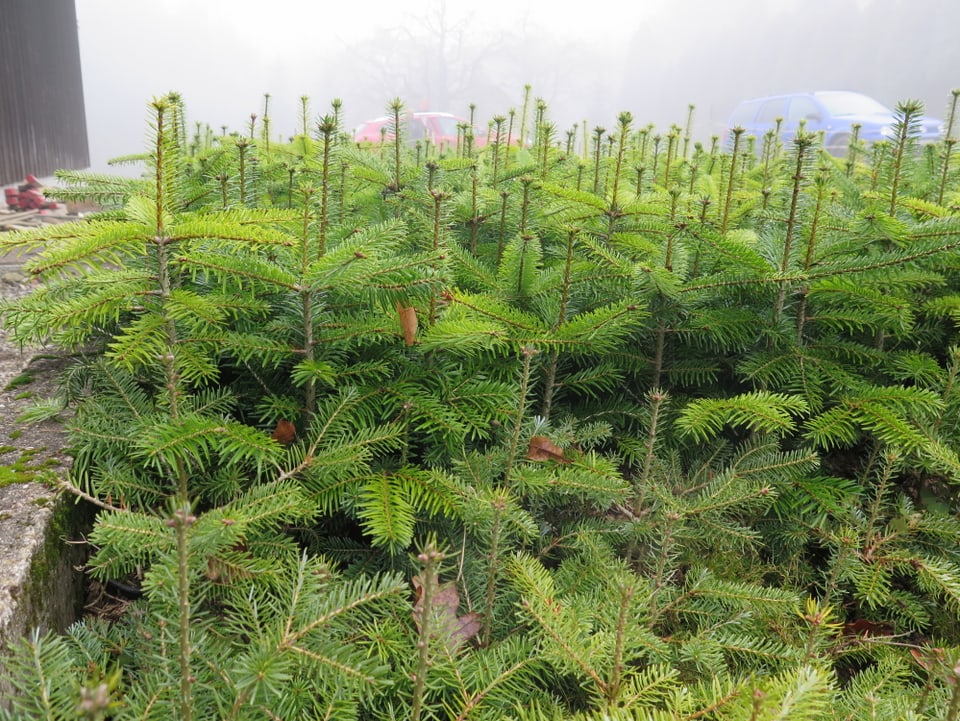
top-left (910, 645), bottom-right (950, 679)
top-left (271, 419), bottom-right (296, 445)
top-left (841, 619), bottom-right (890, 638)
top-left (411, 576), bottom-right (480, 651)
top-left (433, 583), bottom-right (461, 620)
top-left (397, 303), bottom-right (418, 346)
top-left (525, 435), bottom-right (570, 463)
top-left (451, 612), bottom-right (481, 648)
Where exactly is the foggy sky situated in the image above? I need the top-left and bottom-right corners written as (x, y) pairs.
top-left (75, 0), bottom-right (646, 172)
top-left (75, 0), bottom-right (956, 174)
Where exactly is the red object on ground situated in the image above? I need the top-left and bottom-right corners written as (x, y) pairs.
top-left (4, 175), bottom-right (58, 211)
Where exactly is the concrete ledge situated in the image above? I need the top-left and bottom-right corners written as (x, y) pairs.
top-left (0, 331), bottom-right (91, 701)
top-left (0, 481), bottom-right (91, 700)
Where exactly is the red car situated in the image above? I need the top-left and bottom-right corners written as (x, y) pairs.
top-left (352, 111), bottom-right (487, 150)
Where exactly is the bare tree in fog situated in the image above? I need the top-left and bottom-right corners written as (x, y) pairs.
top-left (331, 2), bottom-right (624, 131)
top-left (340, 2), bottom-right (512, 117)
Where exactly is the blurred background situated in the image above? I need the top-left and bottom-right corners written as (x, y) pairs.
top-left (7, 0), bottom-right (960, 179)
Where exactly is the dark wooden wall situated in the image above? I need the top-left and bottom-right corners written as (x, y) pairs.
top-left (0, 0), bottom-right (89, 186)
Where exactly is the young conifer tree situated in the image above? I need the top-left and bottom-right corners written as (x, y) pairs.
top-left (3, 91), bottom-right (960, 720)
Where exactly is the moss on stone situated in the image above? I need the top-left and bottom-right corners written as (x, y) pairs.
top-left (0, 447), bottom-right (54, 488)
top-left (22, 493), bottom-right (89, 634)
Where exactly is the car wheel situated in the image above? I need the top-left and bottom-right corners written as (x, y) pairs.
top-left (825, 132), bottom-right (850, 158)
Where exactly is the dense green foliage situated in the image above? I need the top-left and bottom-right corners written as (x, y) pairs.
top-left (3, 90), bottom-right (960, 719)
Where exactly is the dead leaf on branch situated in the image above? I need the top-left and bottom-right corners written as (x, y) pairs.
top-left (909, 645), bottom-right (958, 684)
top-left (271, 419), bottom-right (296, 445)
top-left (525, 435), bottom-right (570, 463)
top-left (412, 575), bottom-right (481, 652)
top-left (396, 302), bottom-right (418, 346)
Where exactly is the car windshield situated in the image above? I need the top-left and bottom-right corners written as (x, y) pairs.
top-left (815, 92), bottom-right (891, 117)
top-left (432, 116), bottom-right (462, 136)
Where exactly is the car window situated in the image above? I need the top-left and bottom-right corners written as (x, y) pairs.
top-left (406, 118), bottom-right (427, 140)
top-left (756, 99), bottom-right (787, 125)
top-left (786, 97), bottom-right (821, 123)
top-left (786, 97), bottom-right (820, 124)
top-left (729, 101), bottom-right (760, 127)
top-left (433, 116), bottom-right (461, 136)
top-left (815, 91), bottom-right (891, 116)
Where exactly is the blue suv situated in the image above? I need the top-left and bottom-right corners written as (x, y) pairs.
top-left (725, 90), bottom-right (943, 156)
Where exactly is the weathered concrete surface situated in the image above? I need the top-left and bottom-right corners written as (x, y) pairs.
top-left (0, 483), bottom-right (91, 698)
top-left (0, 266), bottom-right (90, 702)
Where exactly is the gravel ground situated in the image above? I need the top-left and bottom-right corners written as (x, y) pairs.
top-left (0, 207), bottom-right (81, 455)
top-left (0, 271), bottom-right (35, 387)
top-left (0, 270), bottom-right (73, 483)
